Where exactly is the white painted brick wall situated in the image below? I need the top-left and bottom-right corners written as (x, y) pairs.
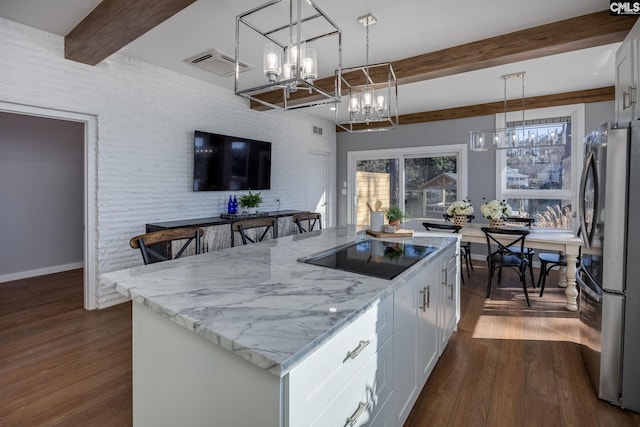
top-left (0, 18), bottom-right (336, 307)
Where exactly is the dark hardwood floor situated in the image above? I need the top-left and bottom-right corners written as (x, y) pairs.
top-left (1, 265), bottom-right (639, 426)
top-left (0, 269), bottom-right (132, 426)
top-left (405, 263), bottom-right (640, 427)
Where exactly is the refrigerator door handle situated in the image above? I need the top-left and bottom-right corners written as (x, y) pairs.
top-left (579, 151), bottom-right (599, 250)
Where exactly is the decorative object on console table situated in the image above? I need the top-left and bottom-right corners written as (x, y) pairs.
top-left (447, 199), bottom-right (474, 226)
top-left (480, 199), bottom-right (512, 227)
top-left (238, 189), bottom-right (263, 214)
top-left (384, 205), bottom-right (405, 227)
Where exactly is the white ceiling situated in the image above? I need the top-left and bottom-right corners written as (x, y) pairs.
top-left (0, 0), bottom-right (621, 122)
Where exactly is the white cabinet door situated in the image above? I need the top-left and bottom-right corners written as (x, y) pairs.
top-left (393, 274), bottom-right (420, 426)
top-left (632, 33), bottom-right (640, 121)
top-left (393, 257), bottom-right (442, 426)
top-left (616, 38), bottom-right (635, 122)
top-left (418, 260), bottom-right (440, 385)
top-left (441, 247), bottom-right (458, 349)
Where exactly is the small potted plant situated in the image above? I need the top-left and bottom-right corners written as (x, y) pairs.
top-left (447, 199), bottom-right (474, 225)
top-left (384, 205), bottom-right (405, 227)
top-left (238, 189), bottom-right (263, 214)
top-left (480, 199), bottom-right (512, 227)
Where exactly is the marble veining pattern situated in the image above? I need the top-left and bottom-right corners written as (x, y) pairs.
top-left (100, 226), bottom-right (457, 376)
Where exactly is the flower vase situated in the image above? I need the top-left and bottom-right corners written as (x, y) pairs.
top-left (389, 219), bottom-right (400, 227)
top-left (453, 215), bottom-right (467, 226)
top-left (489, 219), bottom-right (504, 228)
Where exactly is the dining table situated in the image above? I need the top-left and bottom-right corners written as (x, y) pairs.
top-left (404, 220), bottom-right (583, 311)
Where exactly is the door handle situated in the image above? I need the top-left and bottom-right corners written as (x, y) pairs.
top-left (420, 286), bottom-right (430, 311)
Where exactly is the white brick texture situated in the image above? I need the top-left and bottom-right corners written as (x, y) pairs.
top-left (0, 18), bottom-right (336, 307)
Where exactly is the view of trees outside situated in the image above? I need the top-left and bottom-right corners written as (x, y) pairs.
top-left (504, 119), bottom-right (573, 228)
top-left (405, 156), bottom-right (457, 219)
top-left (355, 156), bottom-right (458, 222)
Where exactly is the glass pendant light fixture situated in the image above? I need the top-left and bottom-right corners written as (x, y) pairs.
top-left (335, 13), bottom-right (398, 132)
top-left (469, 72), bottom-right (566, 151)
top-left (235, 0), bottom-right (342, 111)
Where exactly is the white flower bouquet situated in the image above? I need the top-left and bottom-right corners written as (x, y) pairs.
top-left (480, 199), bottom-right (512, 221)
top-left (447, 200), bottom-right (474, 216)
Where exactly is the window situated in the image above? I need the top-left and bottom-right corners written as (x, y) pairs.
top-left (496, 105), bottom-right (584, 229)
top-left (348, 145), bottom-right (467, 227)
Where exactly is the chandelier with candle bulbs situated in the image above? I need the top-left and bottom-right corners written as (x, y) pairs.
top-left (335, 13), bottom-right (398, 132)
top-left (469, 72), bottom-right (567, 151)
top-left (235, 0), bottom-right (342, 111)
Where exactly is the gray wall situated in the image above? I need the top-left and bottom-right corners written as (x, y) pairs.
top-left (0, 112), bottom-right (84, 276)
top-left (336, 101), bottom-right (615, 225)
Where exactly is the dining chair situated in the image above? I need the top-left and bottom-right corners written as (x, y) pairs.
top-left (482, 227), bottom-right (532, 306)
top-left (292, 212), bottom-right (322, 233)
top-left (231, 217), bottom-right (278, 246)
top-left (423, 222), bottom-right (467, 283)
top-left (503, 216), bottom-right (536, 288)
top-left (443, 213), bottom-right (474, 276)
top-left (129, 227), bottom-right (204, 265)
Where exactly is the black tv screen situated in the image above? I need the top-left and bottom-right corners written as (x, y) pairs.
top-left (193, 130), bottom-right (271, 191)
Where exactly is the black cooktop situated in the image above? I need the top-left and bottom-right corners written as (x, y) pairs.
top-left (300, 239), bottom-right (438, 280)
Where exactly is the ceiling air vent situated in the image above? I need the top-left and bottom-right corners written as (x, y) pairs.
top-left (184, 49), bottom-right (251, 77)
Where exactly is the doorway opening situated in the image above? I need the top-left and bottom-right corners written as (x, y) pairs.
top-left (0, 101), bottom-right (98, 309)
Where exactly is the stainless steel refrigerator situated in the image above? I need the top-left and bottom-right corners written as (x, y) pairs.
top-left (578, 121), bottom-right (640, 412)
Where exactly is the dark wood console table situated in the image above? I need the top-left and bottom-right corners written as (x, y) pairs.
top-left (145, 210), bottom-right (308, 259)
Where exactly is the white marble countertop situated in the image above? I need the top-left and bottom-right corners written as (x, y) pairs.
top-left (100, 225), bottom-right (457, 376)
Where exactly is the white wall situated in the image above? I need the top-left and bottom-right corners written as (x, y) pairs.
top-left (0, 18), bottom-right (336, 307)
top-left (0, 112), bottom-right (84, 279)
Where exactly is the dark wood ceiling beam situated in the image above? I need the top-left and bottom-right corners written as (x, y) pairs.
top-left (253, 10), bottom-right (634, 111)
top-left (392, 11), bottom-right (635, 85)
top-left (65, 0), bottom-right (197, 65)
top-left (336, 86), bottom-right (614, 131)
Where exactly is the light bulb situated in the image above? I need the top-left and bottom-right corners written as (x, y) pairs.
top-left (262, 43), bottom-right (281, 82)
top-left (349, 94), bottom-right (360, 113)
top-left (267, 53), bottom-right (278, 70)
top-left (375, 95), bottom-right (385, 112)
top-left (302, 47), bottom-right (317, 81)
top-left (362, 89), bottom-right (373, 109)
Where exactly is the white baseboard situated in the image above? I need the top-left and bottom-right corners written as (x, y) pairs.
top-left (0, 262), bottom-right (83, 283)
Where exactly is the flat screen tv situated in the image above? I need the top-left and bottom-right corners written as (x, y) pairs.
top-left (193, 130), bottom-right (271, 191)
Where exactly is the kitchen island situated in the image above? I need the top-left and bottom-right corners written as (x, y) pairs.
top-left (100, 225), bottom-right (460, 427)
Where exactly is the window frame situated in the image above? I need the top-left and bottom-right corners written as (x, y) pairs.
top-left (347, 144), bottom-right (468, 224)
top-left (494, 104), bottom-right (585, 228)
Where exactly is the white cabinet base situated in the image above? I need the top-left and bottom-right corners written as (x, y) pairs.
top-left (133, 304), bottom-right (281, 427)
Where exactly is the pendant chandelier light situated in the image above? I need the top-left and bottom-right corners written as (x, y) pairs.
top-left (235, 0), bottom-right (342, 110)
top-left (335, 13), bottom-right (398, 132)
top-left (469, 72), bottom-right (566, 151)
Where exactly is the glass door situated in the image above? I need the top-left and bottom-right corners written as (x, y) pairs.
top-left (404, 155), bottom-right (459, 220)
top-left (354, 159), bottom-right (400, 227)
top-left (348, 145), bottom-right (467, 227)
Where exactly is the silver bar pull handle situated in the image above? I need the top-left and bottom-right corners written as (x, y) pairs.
top-left (347, 401), bottom-right (370, 426)
top-left (623, 86), bottom-right (636, 109)
top-left (450, 280), bottom-right (454, 300)
top-left (346, 339), bottom-right (370, 360)
top-left (442, 268), bottom-right (447, 286)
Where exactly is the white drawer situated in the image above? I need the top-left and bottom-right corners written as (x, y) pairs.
top-left (309, 336), bottom-right (394, 427)
top-left (286, 293), bottom-right (393, 427)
